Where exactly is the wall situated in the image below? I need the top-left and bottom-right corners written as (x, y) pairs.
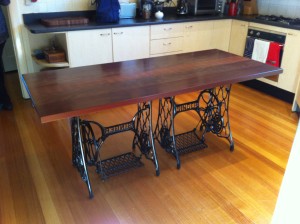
top-left (257, 0), bottom-right (300, 18)
top-left (272, 118), bottom-right (300, 224)
top-left (20, 0), bottom-right (94, 13)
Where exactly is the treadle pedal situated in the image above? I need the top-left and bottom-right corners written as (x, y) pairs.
top-left (175, 130), bottom-right (207, 155)
top-left (96, 152), bottom-right (144, 180)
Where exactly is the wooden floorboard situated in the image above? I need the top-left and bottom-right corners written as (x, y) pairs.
top-left (0, 72), bottom-right (298, 224)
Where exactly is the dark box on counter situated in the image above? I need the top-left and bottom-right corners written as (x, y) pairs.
top-left (44, 49), bottom-right (66, 63)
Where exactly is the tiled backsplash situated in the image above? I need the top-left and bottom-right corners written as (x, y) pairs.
top-left (257, 0), bottom-right (300, 18)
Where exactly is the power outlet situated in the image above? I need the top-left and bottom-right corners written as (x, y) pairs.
top-left (25, 0), bottom-right (31, 6)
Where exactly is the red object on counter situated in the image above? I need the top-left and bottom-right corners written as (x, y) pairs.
top-left (266, 42), bottom-right (283, 67)
top-left (229, 1), bottom-right (237, 16)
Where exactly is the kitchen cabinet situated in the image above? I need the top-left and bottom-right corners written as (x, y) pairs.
top-left (293, 77), bottom-right (300, 111)
top-left (67, 29), bottom-right (113, 67)
top-left (23, 29), bottom-right (68, 72)
top-left (211, 20), bottom-right (232, 52)
top-left (151, 37), bottom-right (183, 55)
top-left (198, 21), bottom-right (214, 51)
top-left (151, 23), bottom-right (184, 39)
top-left (183, 22), bottom-right (200, 53)
top-left (112, 26), bottom-right (150, 62)
top-left (183, 21), bottom-right (214, 53)
top-left (278, 29), bottom-right (300, 93)
top-left (150, 23), bottom-right (184, 56)
top-left (229, 20), bottom-right (248, 56)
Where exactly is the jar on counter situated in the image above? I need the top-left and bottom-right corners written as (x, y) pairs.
top-left (143, 3), bottom-right (152, 19)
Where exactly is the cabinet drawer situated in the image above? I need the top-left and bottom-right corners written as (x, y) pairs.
top-left (150, 37), bottom-right (183, 55)
top-left (151, 24), bottom-right (184, 39)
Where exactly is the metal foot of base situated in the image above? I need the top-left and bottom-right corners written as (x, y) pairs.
top-left (96, 152), bottom-right (144, 180)
top-left (175, 130), bottom-right (207, 155)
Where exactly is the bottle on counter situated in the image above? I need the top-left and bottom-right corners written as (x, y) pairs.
top-left (229, 0), bottom-right (237, 16)
top-left (223, 0), bottom-right (230, 15)
top-left (237, 0), bottom-right (244, 15)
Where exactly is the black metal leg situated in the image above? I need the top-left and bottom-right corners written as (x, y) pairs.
top-left (170, 99), bottom-right (181, 169)
top-left (154, 97), bottom-right (181, 169)
top-left (148, 101), bottom-right (160, 176)
top-left (133, 102), bottom-right (160, 176)
top-left (71, 117), bottom-right (94, 198)
top-left (212, 85), bottom-right (234, 151)
top-left (199, 85), bottom-right (234, 151)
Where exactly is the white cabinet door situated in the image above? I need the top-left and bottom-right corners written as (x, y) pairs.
top-left (229, 20), bottom-right (248, 56)
top-left (279, 30), bottom-right (300, 93)
top-left (211, 20), bottom-right (232, 51)
top-left (67, 29), bottom-right (113, 67)
top-left (198, 21), bottom-right (214, 51)
top-left (112, 26), bottom-right (150, 62)
top-left (183, 21), bottom-right (214, 53)
top-left (183, 22), bottom-right (200, 53)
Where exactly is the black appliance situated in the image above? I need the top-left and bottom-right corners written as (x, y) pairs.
top-left (244, 28), bottom-right (286, 83)
top-left (247, 28), bottom-right (286, 44)
top-left (187, 0), bottom-right (223, 15)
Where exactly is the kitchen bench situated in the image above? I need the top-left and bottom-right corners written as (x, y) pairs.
top-left (22, 49), bottom-right (283, 198)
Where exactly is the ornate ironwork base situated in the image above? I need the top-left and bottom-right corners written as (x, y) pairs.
top-left (71, 101), bottom-right (159, 198)
top-left (154, 85), bottom-right (234, 169)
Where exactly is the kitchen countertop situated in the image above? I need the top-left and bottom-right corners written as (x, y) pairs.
top-left (23, 9), bottom-right (300, 34)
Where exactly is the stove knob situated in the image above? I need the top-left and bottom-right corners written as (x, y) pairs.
top-left (257, 32), bottom-right (260, 36)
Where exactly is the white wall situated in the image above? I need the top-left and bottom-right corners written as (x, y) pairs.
top-left (20, 0), bottom-right (94, 13)
top-left (257, 0), bottom-right (300, 18)
top-left (272, 118), bottom-right (300, 224)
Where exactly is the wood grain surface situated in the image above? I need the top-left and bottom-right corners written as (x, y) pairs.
top-left (1, 72), bottom-right (298, 224)
top-left (22, 50), bottom-right (283, 123)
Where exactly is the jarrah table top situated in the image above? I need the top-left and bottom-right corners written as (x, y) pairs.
top-left (22, 50), bottom-right (283, 123)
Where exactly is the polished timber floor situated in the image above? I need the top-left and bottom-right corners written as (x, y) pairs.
top-left (0, 72), bottom-right (298, 224)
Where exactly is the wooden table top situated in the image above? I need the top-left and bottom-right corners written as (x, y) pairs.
top-left (22, 50), bottom-right (283, 123)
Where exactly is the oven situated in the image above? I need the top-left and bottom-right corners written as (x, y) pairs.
top-left (243, 27), bottom-right (286, 82)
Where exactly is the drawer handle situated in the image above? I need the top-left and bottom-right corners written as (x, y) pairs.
top-left (164, 28), bottom-right (172, 31)
top-left (100, 33), bottom-right (110, 36)
top-left (163, 42), bottom-right (172, 46)
top-left (113, 32), bottom-right (123, 35)
top-left (186, 25), bottom-right (193, 29)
